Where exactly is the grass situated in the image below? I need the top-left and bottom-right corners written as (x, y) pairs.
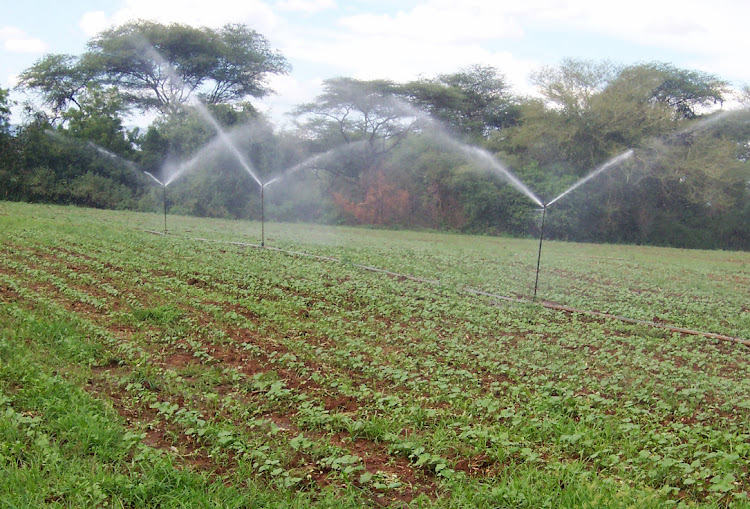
top-left (0, 200), bottom-right (748, 508)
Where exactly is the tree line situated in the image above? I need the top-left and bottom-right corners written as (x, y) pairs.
top-left (1, 20), bottom-right (748, 250)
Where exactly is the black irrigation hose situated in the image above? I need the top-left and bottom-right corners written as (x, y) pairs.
top-left (181, 234), bottom-right (748, 348)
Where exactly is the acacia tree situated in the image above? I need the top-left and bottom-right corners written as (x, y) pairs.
top-left (400, 64), bottom-right (519, 139)
top-left (16, 54), bottom-right (100, 118)
top-left (512, 59), bottom-right (731, 173)
top-left (89, 21), bottom-right (290, 115)
top-left (293, 77), bottom-right (421, 181)
top-left (531, 59), bottom-right (618, 117)
top-left (17, 20), bottom-right (290, 118)
top-left (612, 63), bottom-right (728, 120)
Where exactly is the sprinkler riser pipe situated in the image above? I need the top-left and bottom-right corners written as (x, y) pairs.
top-left (533, 205), bottom-right (547, 300)
top-left (261, 185), bottom-right (265, 247)
top-left (163, 185), bottom-right (167, 234)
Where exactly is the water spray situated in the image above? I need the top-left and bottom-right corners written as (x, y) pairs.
top-left (73, 134), bottom-right (174, 234)
top-left (546, 150), bottom-right (634, 207)
top-left (144, 171), bottom-right (168, 233)
top-left (532, 149), bottom-right (633, 300)
top-left (141, 45), bottom-right (263, 188)
top-left (253, 141), bottom-right (373, 247)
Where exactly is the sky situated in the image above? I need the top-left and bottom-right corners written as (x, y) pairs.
top-left (2, 0), bottom-right (749, 128)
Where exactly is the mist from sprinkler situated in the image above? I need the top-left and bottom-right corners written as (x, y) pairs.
top-left (141, 170), bottom-right (169, 233)
top-left (83, 137), bottom-right (175, 233)
top-left (86, 141), bottom-right (139, 171)
top-left (51, 44), bottom-right (750, 306)
top-left (532, 149), bottom-right (635, 300)
top-left (257, 140), bottom-right (373, 247)
top-left (392, 98), bottom-right (546, 208)
top-left (455, 143), bottom-right (545, 208)
top-left (546, 149), bottom-right (634, 208)
top-left (141, 45), bottom-right (263, 188)
top-left (43, 131), bottom-right (169, 232)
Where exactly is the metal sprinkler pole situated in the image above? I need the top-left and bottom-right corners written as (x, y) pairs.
top-left (163, 184), bottom-right (167, 234)
top-left (533, 204), bottom-right (547, 300)
top-left (260, 185), bottom-right (265, 247)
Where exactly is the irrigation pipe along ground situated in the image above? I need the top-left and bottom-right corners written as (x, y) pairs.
top-left (181, 234), bottom-right (748, 347)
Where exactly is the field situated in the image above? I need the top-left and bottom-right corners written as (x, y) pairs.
top-left (0, 200), bottom-right (748, 508)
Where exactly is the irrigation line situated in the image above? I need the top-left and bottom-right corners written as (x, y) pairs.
top-left (462, 288), bottom-right (530, 304)
top-left (185, 235), bottom-right (748, 347)
top-left (537, 302), bottom-right (750, 346)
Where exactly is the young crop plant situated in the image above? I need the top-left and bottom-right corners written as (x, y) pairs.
top-left (1, 201), bottom-right (749, 506)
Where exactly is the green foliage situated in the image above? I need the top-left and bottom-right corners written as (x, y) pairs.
top-left (16, 54), bottom-right (99, 116)
top-left (17, 20), bottom-right (289, 120)
top-left (62, 85), bottom-right (133, 155)
top-left (0, 88), bottom-right (11, 134)
top-left (6, 52), bottom-right (750, 250)
top-left (401, 64), bottom-right (520, 140)
top-left (89, 20), bottom-right (289, 115)
top-left (293, 77), bottom-right (419, 181)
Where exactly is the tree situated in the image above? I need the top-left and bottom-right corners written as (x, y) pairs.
top-left (89, 21), bottom-right (290, 115)
top-left (613, 63), bottom-right (729, 120)
top-left (62, 85), bottom-right (133, 156)
top-left (293, 77), bottom-right (420, 181)
top-left (0, 87), bottom-right (12, 134)
top-left (531, 59), bottom-right (618, 116)
top-left (511, 60), bottom-right (731, 175)
top-left (401, 64), bottom-right (519, 139)
top-left (16, 21), bottom-right (290, 118)
top-left (16, 54), bottom-right (99, 117)
top-left (333, 171), bottom-right (410, 226)
top-left (740, 85), bottom-right (750, 107)
top-left (0, 88), bottom-right (21, 199)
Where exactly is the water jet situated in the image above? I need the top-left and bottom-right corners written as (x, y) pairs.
top-left (142, 45), bottom-right (264, 188)
top-left (144, 171), bottom-right (168, 233)
top-left (532, 149), bottom-right (634, 300)
top-left (546, 149), bottom-right (634, 207)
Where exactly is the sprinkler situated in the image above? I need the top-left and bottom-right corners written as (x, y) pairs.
top-left (531, 149), bottom-right (633, 300)
top-left (533, 204), bottom-right (547, 301)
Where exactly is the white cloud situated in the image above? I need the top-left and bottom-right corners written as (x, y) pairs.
top-left (65, 0), bottom-right (750, 124)
top-left (80, 0), bottom-right (280, 37)
top-left (257, 73), bottom-right (324, 127)
top-left (0, 27), bottom-right (25, 39)
top-left (275, 2), bottom-right (538, 94)
top-left (296, 0), bottom-right (750, 88)
top-left (0, 26), bottom-right (47, 53)
top-left (275, 0), bottom-right (336, 13)
top-left (4, 38), bottom-right (47, 53)
top-left (517, 0), bottom-right (748, 58)
top-left (6, 73), bottom-right (20, 88)
top-left (79, 11), bottom-right (111, 38)
top-left (277, 29), bottom-right (539, 103)
top-left (338, 4), bottom-right (525, 44)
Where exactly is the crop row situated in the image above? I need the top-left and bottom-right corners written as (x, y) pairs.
top-left (1, 218), bottom-right (748, 506)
